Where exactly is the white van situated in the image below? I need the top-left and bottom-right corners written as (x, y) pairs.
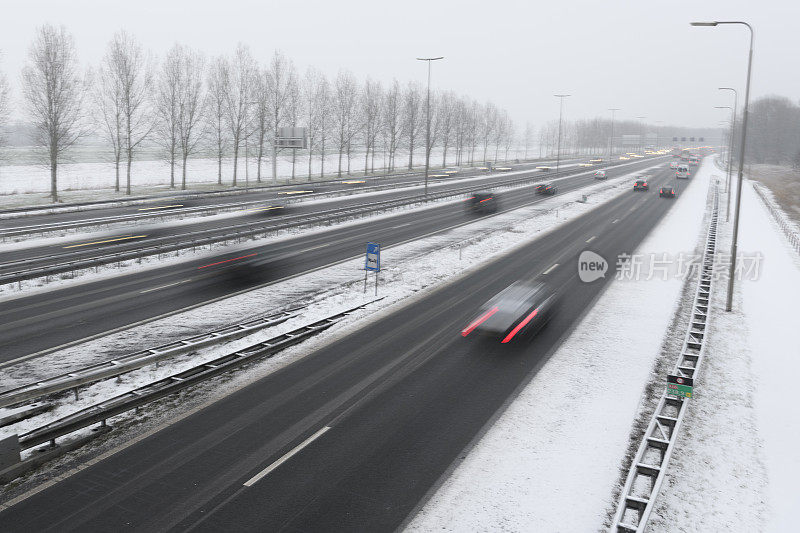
top-left (676, 164), bottom-right (690, 179)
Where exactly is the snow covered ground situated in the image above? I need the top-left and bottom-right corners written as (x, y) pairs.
top-left (0, 164), bottom-right (659, 462)
top-left (406, 158), bottom-right (716, 531)
top-left (0, 145), bottom-right (560, 200)
top-left (650, 177), bottom-right (800, 531)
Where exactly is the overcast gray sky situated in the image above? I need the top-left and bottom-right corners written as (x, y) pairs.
top-left (1, 0), bottom-right (797, 131)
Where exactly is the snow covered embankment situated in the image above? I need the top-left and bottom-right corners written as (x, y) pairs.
top-left (650, 177), bottom-right (800, 531)
top-left (406, 159), bottom-right (715, 531)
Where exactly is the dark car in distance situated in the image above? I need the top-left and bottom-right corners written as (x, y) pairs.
top-left (633, 178), bottom-right (649, 191)
top-left (659, 186), bottom-right (676, 198)
top-left (536, 183), bottom-right (558, 195)
top-left (465, 192), bottom-right (498, 214)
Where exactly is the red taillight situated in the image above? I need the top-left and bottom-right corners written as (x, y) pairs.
top-left (501, 308), bottom-right (539, 344)
top-left (461, 306), bottom-right (499, 337)
top-left (479, 198), bottom-right (492, 203)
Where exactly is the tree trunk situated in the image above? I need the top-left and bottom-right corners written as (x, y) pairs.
top-left (232, 142), bottom-right (239, 186)
top-left (181, 155), bottom-right (188, 190)
top-left (217, 143), bottom-right (222, 185)
top-left (50, 156), bottom-right (58, 203)
top-left (114, 159), bottom-right (120, 193)
top-left (169, 148), bottom-right (175, 188)
top-left (126, 149), bottom-right (133, 195)
top-left (320, 136), bottom-right (325, 178)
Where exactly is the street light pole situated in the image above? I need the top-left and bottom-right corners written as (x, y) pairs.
top-left (554, 94), bottom-right (571, 176)
top-left (608, 108), bottom-right (619, 161)
top-left (714, 106), bottom-right (733, 195)
top-left (691, 20), bottom-right (754, 312)
top-left (417, 56), bottom-right (444, 196)
top-left (719, 87), bottom-right (738, 221)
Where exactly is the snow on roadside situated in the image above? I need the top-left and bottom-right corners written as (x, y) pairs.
top-left (650, 177), bottom-right (800, 531)
top-left (405, 159), bottom-right (714, 531)
top-left (0, 164), bottom-right (661, 452)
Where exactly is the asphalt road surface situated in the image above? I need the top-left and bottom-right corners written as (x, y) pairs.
top-left (0, 163), bottom-right (693, 531)
top-left (0, 157), bottom-right (665, 364)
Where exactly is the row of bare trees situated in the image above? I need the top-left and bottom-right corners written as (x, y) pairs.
top-left (8, 25), bottom-right (523, 201)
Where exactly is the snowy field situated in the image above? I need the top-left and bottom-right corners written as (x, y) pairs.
top-left (0, 145), bottom-right (541, 198)
top-left (650, 177), bottom-right (800, 531)
top-left (406, 158), bottom-right (715, 531)
top-left (0, 164), bottom-right (658, 470)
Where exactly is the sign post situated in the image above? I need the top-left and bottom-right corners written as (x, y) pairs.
top-left (666, 374), bottom-right (694, 400)
top-left (364, 242), bottom-right (381, 295)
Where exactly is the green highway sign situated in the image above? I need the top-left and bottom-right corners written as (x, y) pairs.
top-left (667, 374), bottom-right (693, 399)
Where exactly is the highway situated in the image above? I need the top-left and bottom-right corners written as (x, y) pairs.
top-left (0, 159), bottom-right (588, 272)
top-left (0, 158), bottom-right (580, 232)
top-left (0, 156), bottom-right (664, 364)
top-left (0, 163), bottom-right (688, 531)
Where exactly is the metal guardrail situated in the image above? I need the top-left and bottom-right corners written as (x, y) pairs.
top-left (752, 182), bottom-right (800, 256)
top-left (611, 183), bottom-right (719, 532)
top-left (14, 300), bottom-right (378, 451)
top-left (0, 162), bottom-right (610, 286)
top-left (0, 307), bottom-right (304, 409)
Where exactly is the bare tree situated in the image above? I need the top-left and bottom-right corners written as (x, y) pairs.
top-left (155, 45), bottom-right (181, 188)
top-left (102, 31), bottom-right (154, 195)
top-left (175, 47), bottom-right (205, 190)
top-left (360, 78), bottom-right (382, 174)
top-left (224, 44), bottom-right (255, 186)
top-left (93, 61), bottom-right (124, 191)
top-left (205, 56), bottom-right (229, 185)
top-left (424, 92), bottom-right (443, 169)
top-left (250, 66), bottom-right (270, 183)
top-left (437, 91), bottom-right (457, 167)
top-left (480, 102), bottom-right (497, 163)
top-left (265, 51), bottom-right (298, 183)
top-left (523, 122), bottom-right (535, 160)
top-left (0, 56), bottom-right (12, 155)
top-left (22, 25), bottom-right (86, 202)
top-left (332, 70), bottom-right (360, 177)
top-left (403, 82), bottom-right (423, 169)
top-left (380, 79), bottom-right (404, 172)
top-left (302, 67), bottom-right (329, 180)
top-left (466, 99), bottom-right (480, 164)
top-left (286, 73), bottom-right (302, 180)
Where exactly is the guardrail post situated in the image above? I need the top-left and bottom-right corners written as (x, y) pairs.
top-left (74, 387), bottom-right (79, 401)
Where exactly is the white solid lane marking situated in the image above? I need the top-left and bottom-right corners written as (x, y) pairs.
top-left (542, 263), bottom-right (559, 275)
top-left (244, 426), bottom-right (331, 487)
top-left (140, 279), bottom-right (192, 294)
top-left (586, 236), bottom-right (597, 243)
top-left (612, 218), bottom-right (620, 224)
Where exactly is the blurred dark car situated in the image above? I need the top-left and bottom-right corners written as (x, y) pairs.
top-left (633, 178), bottom-right (649, 191)
top-left (536, 183), bottom-right (558, 195)
top-left (466, 192), bottom-right (498, 214)
top-left (659, 186), bottom-right (676, 198)
top-left (461, 281), bottom-right (557, 343)
top-left (252, 202), bottom-right (287, 216)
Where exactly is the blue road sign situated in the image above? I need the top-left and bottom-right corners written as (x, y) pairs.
top-left (365, 242), bottom-right (380, 272)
